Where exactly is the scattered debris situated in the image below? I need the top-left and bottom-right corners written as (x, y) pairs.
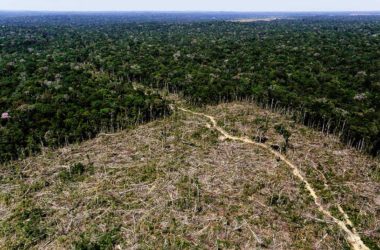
top-left (177, 106), bottom-right (370, 250)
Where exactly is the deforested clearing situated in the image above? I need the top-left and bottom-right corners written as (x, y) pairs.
top-left (1, 102), bottom-right (379, 249)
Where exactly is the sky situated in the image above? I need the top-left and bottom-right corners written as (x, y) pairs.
top-left (0, 0), bottom-right (380, 12)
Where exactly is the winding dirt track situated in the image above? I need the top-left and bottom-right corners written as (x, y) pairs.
top-left (175, 106), bottom-right (369, 250)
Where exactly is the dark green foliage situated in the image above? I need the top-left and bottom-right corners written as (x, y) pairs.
top-left (0, 200), bottom-right (48, 249)
top-left (275, 124), bottom-right (292, 151)
top-left (275, 124), bottom-right (291, 140)
top-left (242, 182), bottom-right (265, 197)
top-left (127, 164), bottom-right (159, 183)
top-left (73, 227), bottom-right (121, 250)
top-left (0, 19), bottom-right (170, 163)
top-left (269, 194), bottom-right (290, 207)
top-left (362, 237), bottom-right (380, 250)
top-left (171, 176), bottom-right (202, 212)
top-left (58, 162), bottom-right (92, 182)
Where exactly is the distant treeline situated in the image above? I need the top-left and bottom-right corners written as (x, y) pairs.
top-left (1, 15), bottom-right (379, 161)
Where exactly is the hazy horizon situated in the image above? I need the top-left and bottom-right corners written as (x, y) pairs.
top-left (1, 10), bottom-right (380, 13)
top-left (1, 0), bottom-right (380, 12)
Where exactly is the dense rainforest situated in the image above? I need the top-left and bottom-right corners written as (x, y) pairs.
top-left (0, 13), bottom-right (380, 162)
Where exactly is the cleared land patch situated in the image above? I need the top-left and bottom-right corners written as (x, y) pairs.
top-left (176, 105), bottom-right (370, 250)
top-left (0, 102), bottom-right (379, 249)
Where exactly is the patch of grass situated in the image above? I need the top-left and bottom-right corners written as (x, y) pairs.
top-left (299, 127), bottom-right (308, 136)
top-left (242, 182), bottom-right (265, 198)
top-left (190, 127), bottom-right (219, 146)
top-left (0, 163), bottom-right (27, 184)
top-left (0, 200), bottom-right (49, 249)
top-left (191, 130), bottom-right (203, 140)
top-left (58, 162), bottom-right (93, 182)
top-left (298, 182), bottom-right (315, 205)
top-left (166, 237), bottom-right (193, 249)
top-left (127, 163), bottom-right (159, 183)
top-left (136, 216), bottom-right (195, 248)
top-left (20, 179), bottom-right (50, 195)
top-left (268, 194), bottom-right (290, 207)
top-left (164, 157), bottom-right (186, 172)
top-left (274, 123), bottom-right (291, 152)
top-left (260, 237), bottom-right (273, 248)
top-left (370, 164), bottom-right (380, 182)
top-left (0, 192), bottom-right (12, 206)
top-left (216, 239), bottom-right (234, 249)
top-left (171, 176), bottom-right (202, 212)
top-left (86, 194), bottom-right (122, 209)
top-left (253, 116), bottom-right (267, 125)
top-left (73, 226), bottom-right (122, 250)
top-left (362, 236), bottom-right (380, 250)
top-left (342, 204), bottom-right (376, 229)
